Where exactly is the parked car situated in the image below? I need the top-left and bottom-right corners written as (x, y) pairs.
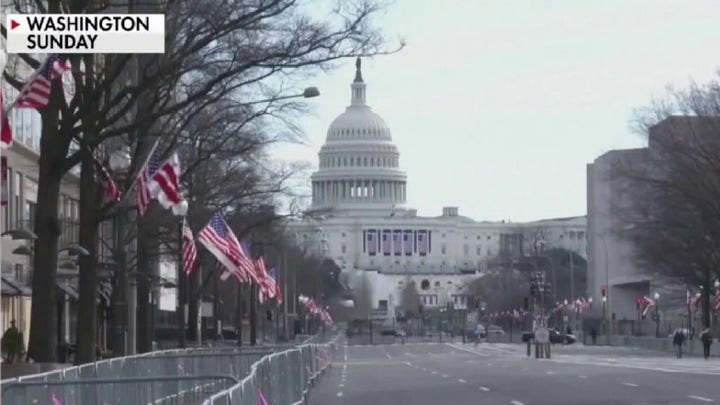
top-left (487, 325), bottom-right (505, 336)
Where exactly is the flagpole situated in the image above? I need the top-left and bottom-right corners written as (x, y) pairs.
top-left (118, 138), bottom-right (159, 206)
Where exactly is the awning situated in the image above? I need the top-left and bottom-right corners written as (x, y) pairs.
top-left (1, 276), bottom-right (31, 297)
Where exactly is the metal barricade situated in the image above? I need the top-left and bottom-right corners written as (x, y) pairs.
top-left (1, 346), bottom-right (282, 405)
top-left (204, 336), bottom-right (339, 405)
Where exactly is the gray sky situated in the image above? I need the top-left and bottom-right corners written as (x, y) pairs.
top-left (272, 0), bottom-right (720, 222)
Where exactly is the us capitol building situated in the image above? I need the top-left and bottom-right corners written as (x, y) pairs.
top-left (288, 58), bottom-right (587, 312)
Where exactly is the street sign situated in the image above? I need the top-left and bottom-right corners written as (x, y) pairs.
top-left (535, 327), bottom-right (550, 344)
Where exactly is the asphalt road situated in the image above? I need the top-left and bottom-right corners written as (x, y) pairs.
top-left (309, 340), bottom-right (720, 405)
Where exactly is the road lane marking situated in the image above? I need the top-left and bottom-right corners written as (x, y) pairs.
top-left (458, 379), bottom-right (466, 383)
top-left (579, 375), bottom-right (587, 379)
top-left (441, 374), bottom-right (449, 378)
top-left (337, 392), bottom-right (343, 397)
top-left (488, 363), bottom-right (493, 366)
top-left (622, 382), bottom-right (638, 387)
top-left (431, 371), bottom-right (438, 374)
top-left (688, 396), bottom-right (714, 402)
top-left (480, 386), bottom-right (490, 392)
top-left (511, 401), bottom-right (525, 405)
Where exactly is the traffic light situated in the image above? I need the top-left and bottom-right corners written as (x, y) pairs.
top-left (523, 296), bottom-right (529, 310)
top-left (530, 283), bottom-right (537, 296)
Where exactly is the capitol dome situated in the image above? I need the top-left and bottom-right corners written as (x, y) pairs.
top-left (311, 58), bottom-right (409, 215)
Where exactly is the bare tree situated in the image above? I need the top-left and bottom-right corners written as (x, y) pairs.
top-left (2, 0), bottom-right (402, 362)
top-left (400, 278), bottom-right (421, 317)
top-left (353, 272), bottom-right (373, 319)
top-left (468, 270), bottom-right (529, 313)
top-left (613, 76), bottom-right (720, 328)
top-left (521, 226), bottom-right (552, 256)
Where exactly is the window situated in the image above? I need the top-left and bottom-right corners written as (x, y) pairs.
top-left (341, 232), bottom-right (346, 237)
top-left (420, 279), bottom-right (430, 290)
top-left (486, 248), bottom-right (492, 256)
top-left (487, 235), bottom-right (491, 240)
top-left (476, 235), bottom-right (481, 240)
top-left (463, 244), bottom-right (469, 255)
top-left (341, 244), bottom-right (346, 254)
top-left (441, 245), bottom-right (446, 254)
top-left (434, 281), bottom-right (441, 287)
top-left (476, 246), bottom-right (481, 256)
top-left (364, 157), bottom-right (368, 166)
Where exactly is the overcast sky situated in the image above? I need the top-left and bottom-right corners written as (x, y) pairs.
top-left (272, 0), bottom-right (720, 222)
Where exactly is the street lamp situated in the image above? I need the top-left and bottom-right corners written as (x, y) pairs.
top-left (653, 292), bottom-right (660, 338)
top-left (245, 86), bottom-right (320, 105)
top-left (173, 199), bottom-right (189, 348)
top-left (108, 146), bottom-right (133, 356)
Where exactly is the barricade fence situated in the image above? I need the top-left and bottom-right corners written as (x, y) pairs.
top-left (204, 337), bottom-right (338, 405)
top-left (1, 339), bottom-right (336, 405)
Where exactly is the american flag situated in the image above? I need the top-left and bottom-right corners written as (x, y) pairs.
top-left (136, 144), bottom-right (162, 216)
top-left (182, 220), bottom-right (197, 274)
top-left (148, 152), bottom-right (183, 210)
top-left (15, 55), bottom-right (70, 109)
top-left (269, 268), bottom-right (282, 303)
top-left (93, 159), bottom-right (121, 203)
top-left (259, 267), bottom-right (282, 304)
top-left (418, 231), bottom-right (428, 255)
top-left (197, 213), bottom-right (254, 282)
top-left (382, 231), bottom-right (391, 255)
top-left (1, 90), bottom-right (12, 147)
top-left (403, 231), bottom-right (412, 255)
top-left (715, 293), bottom-right (720, 311)
top-left (218, 261), bottom-right (245, 283)
top-left (253, 257), bottom-right (272, 292)
top-left (393, 230), bottom-right (402, 255)
top-left (366, 230), bottom-right (376, 255)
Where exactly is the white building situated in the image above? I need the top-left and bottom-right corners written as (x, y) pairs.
top-left (289, 59), bottom-right (587, 313)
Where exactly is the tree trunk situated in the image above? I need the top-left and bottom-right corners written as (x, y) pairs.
top-left (27, 96), bottom-right (68, 363)
top-left (75, 148), bottom-right (100, 364)
top-left (136, 219), bottom-right (152, 353)
top-left (188, 268), bottom-right (200, 342)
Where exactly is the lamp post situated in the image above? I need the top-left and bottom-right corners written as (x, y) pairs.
top-left (108, 146), bottom-right (132, 355)
top-left (654, 292), bottom-right (660, 338)
top-left (243, 87), bottom-right (320, 105)
top-left (563, 299), bottom-right (568, 339)
top-left (173, 200), bottom-right (189, 348)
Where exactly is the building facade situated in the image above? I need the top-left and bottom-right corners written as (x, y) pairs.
top-left (289, 59), bottom-right (587, 314)
top-left (586, 117), bottom-right (704, 323)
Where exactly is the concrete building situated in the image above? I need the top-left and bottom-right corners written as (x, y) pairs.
top-left (289, 59), bottom-right (587, 315)
top-left (586, 117), bottom-right (707, 324)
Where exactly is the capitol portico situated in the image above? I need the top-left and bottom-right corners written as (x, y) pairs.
top-left (289, 58), bottom-right (587, 313)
